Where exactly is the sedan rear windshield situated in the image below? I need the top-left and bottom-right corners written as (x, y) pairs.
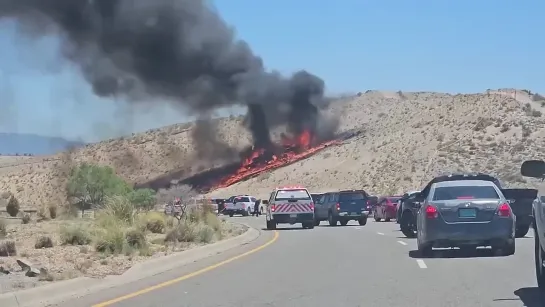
top-left (339, 192), bottom-right (366, 201)
top-left (432, 186), bottom-right (500, 201)
top-left (275, 189), bottom-right (311, 201)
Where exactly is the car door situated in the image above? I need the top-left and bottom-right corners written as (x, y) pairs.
top-left (315, 194), bottom-right (325, 218)
top-left (537, 182), bottom-right (545, 247)
top-left (318, 193), bottom-right (330, 218)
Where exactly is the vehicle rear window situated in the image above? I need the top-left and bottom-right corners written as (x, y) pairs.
top-left (339, 192), bottom-right (366, 201)
top-left (235, 197), bottom-right (250, 202)
top-left (432, 186), bottom-right (499, 201)
top-left (275, 189), bottom-right (311, 201)
top-left (311, 194), bottom-right (323, 201)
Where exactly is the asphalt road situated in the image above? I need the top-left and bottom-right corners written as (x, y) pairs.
top-left (56, 216), bottom-right (542, 307)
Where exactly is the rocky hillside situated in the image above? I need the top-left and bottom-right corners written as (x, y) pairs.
top-left (1, 89), bottom-right (545, 207)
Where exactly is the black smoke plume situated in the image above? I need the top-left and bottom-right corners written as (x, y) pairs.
top-left (0, 0), bottom-right (334, 157)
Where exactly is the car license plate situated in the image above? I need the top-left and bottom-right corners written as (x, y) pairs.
top-left (290, 214), bottom-right (297, 218)
top-left (458, 208), bottom-right (476, 218)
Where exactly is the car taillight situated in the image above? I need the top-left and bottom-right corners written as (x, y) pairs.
top-left (309, 202), bottom-right (314, 210)
top-left (270, 204), bottom-right (276, 212)
top-left (336, 203), bottom-right (340, 211)
top-left (497, 203), bottom-right (511, 217)
top-left (425, 205), bottom-right (438, 219)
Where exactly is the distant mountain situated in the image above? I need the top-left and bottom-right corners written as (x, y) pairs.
top-left (0, 133), bottom-right (86, 156)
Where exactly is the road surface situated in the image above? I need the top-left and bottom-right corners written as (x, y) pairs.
top-left (56, 216), bottom-right (541, 307)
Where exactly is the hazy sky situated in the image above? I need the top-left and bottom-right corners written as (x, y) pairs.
top-left (0, 0), bottom-right (542, 142)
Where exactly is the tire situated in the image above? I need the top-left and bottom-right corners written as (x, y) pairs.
top-left (417, 240), bottom-right (433, 257)
top-left (374, 216), bottom-right (381, 222)
top-left (358, 217), bottom-right (367, 226)
top-left (516, 224), bottom-right (531, 238)
top-left (535, 227), bottom-right (545, 289)
top-left (340, 220), bottom-right (348, 226)
top-left (229, 213), bottom-right (234, 217)
top-left (385, 218), bottom-right (391, 222)
top-left (314, 219), bottom-right (320, 226)
top-left (400, 212), bottom-right (417, 238)
top-left (328, 212), bottom-right (338, 226)
top-left (493, 240), bottom-right (515, 256)
top-left (266, 219), bottom-right (276, 230)
top-left (302, 222), bottom-right (315, 229)
top-left (242, 209), bottom-right (249, 217)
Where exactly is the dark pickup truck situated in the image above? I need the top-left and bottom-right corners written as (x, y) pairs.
top-left (399, 173), bottom-right (537, 239)
top-left (502, 188), bottom-right (538, 238)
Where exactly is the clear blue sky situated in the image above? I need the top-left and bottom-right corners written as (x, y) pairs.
top-left (0, 0), bottom-right (542, 142)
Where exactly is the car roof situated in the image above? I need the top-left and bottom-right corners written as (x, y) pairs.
top-left (433, 180), bottom-right (497, 188)
top-left (421, 173), bottom-right (501, 196)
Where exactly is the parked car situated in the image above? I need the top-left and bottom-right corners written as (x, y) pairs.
top-left (373, 196), bottom-right (402, 222)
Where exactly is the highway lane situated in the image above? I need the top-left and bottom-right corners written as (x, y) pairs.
top-left (57, 217), bottom-right (541, 307)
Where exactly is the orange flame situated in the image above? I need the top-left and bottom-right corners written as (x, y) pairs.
top-left (211, 130), bottom-right (340, 189)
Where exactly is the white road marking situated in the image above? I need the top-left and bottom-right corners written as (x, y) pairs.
top-left (397, 240), bottom-right (407, 245)
top-left (416, 259), bottom-right (427, 269)
top-left (377, 232), bottom-right (385, 235)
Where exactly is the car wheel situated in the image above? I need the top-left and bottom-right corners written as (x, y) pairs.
top-left (493, 240), bottom-right (515, 256)
top-left (417, 240), bottom-right (433, 257)
top-left (358, 218), bottom-right (367, 226)
top-left (535, 229), bottom-right (545, 289)
top-left (266, 219), bottom-right (276, 230)
top-left (229, 213), bottom-right (234, 217)
top-left (340, 220), bottom-right (348, 226)
top-left (314, 219), bottom-right (320, 226)
top-left (516, 224), bottom-right (531, 238)
top-left (303, 222), bottom-right (315, 229)
top-left (374, 215), bottom-right (381, 222)
top-left (328, 213), bottom-right (337, 226)
top-left (400, 213), bottom-right (417, 238)
top-left (385, 218), bottom-right (391, 222)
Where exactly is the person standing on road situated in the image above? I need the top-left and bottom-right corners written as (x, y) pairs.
top-left (253, 199), bottom-right (261, 217)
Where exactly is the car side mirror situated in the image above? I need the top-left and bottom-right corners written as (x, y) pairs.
top-left (521, 160), bottom-right (545, 179)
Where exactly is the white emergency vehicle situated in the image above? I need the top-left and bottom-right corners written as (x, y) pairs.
top-left (224, 195), bottom-right (256, 217)
top-left (266, 186), bottom-right (315, 230)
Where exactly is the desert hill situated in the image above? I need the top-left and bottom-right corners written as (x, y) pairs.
top-left (0, 133), bottom-right (85, 155)
top-left (1, 88), bottom-right (544, 207)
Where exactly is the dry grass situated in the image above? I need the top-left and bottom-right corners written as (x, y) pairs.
top-left (0, 204), bottom-right (245, 294)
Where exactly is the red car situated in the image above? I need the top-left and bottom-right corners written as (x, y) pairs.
top-left (373, 196), bottom-right (402, 222)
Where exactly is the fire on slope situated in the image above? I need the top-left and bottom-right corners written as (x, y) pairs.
top-left (213, 130), bottom-right (341, 189)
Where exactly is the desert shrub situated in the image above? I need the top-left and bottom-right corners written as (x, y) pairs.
top-left (37, 205), bottom-right (50, 221)
top-left (21, 213), bottom-right (31, 224)
top-left (125, 228), bottom-right (147, 249)
top-left (93, 225), bottom-right (125, 254)
top-left (60, 224), bottom-right (92, 245)
top-left (139, 212), bottom-right (166, 234)
top-left (195, 224), bottom-right (215, 243)
top-left (6, 196), bottom-right (20, 217)
top-left (165, 221), bottom-right (197, 243)
top-left (102, 195), bottom-right (135, 224)
top-left (0, 219), bottom-right (6, 238)
top-left (35, 236), bottom-right (54, 249)
top-left (202, 211), bottom-right (222, 232)
top-left (0, 240), bottom-right (16, 256)
top-left (48, 204), bottom-right (58, 219)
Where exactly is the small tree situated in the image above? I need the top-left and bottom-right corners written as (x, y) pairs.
top-left (6, 196), bottom-right (20, 217)
top-left (66, 163), bottom-right (132, 214)
top-left (128, 188), bottom-right (156, 211)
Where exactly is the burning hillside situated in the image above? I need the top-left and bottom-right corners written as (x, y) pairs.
top-left (173, 129), bottom-right (360, 193)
